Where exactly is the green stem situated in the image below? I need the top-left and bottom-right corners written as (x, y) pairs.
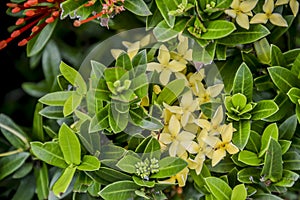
top-left (0, 148), bottom-right (23, 157)
top-left (0, 122), bottom-right (29, 149)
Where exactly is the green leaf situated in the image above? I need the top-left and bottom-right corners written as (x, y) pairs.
top-left (271, 44), bottom-right (286, 67)
top-left (251, 100), bottom-right (279, 120)
top-left (22, 81), bottom-right (48, 98)
top-left (131, 74), bottom-right (148, 98)
top-left (279, 140), bottom-right (291, 155)
top-left (32, 102), bottom-right (44, 141)
top-left (52, 166), bottom-right (77, 197)
top-left (132, 176), bottom-right (155, 188)
top-left (124, 0), bottom-right (152, 16)
top-left (268, 66), bottom-right (300, 93)
top-left (34, 163), bottom-right (49, 200)
top-left (39, 106), bottom-right (64, 119)
top-left (116, 154), bottom-right (142, 174)
top-left (287, 87), bottom-right (300, 104)
top-left (39, 91), bottom-right (74, 106)
top-left (109, 104), bottom-right (129, 133)
top-left (89, 104), bottom-right (110, 132)
top-left (265, 92), bottom-right (292, 122)
top-left (232, 63), bottom-right (253, 101)
top-left (269, 15), bottom-right (295, 43)
top-left (238, 150), bottom-right (262, 166)
top-left (259, 123), bottom-right (278, 157)
top-left (192, 43), bottom-right (214, 65)
top-left (157, 79), bottom-right (186, 104)
top-left (237, 167), bottom-right (261, 184)
top-left (78, 120), bottom-right (101, 155)
top-left (155, 0), bottom-right (178, 27)
top-left (232, 120), bottom-right (251, 150)
top-left (153, 19), bottom-right (187, 42)
top-left (129, 108), bottom-right (163, 131)
top-left (59, 123), bottom-right (81, 165)
top-left (135, 136), bottom-right (161, 159)
top-left (151, 157), bottom-right (187, 178)
top-left (291, 53), bottom-right (300, 77)
top-left (99, 181), bottom-right (140, 200)
top-left (13, 163), bottom-right (33, 179)
top-left (0, 152), bottom-right (30, 181)
top-left (279, 114), bottom-right (297, 140)
top-left (116, 53), bottom-right (133, 71)
top-left (283, 151), bottom-right (300, 170)
top-left (60, 61), bottom-right (87, 95)
top-left (63, 92), bottom-right (82, 116)
top-left (27, 19), bottom-right (58, 57)
top-left (261, 138), bottom-right (283, 182)
top-left (245, 131), bottom-right (261, 153)
top-left (205, 177), bottom-right (232, 200)
top-left (77, 155), bottom-right (100, 171)
top-left (254, 38), bottom-right (271, 65)
top-left (12, 175), bottom-right (35, 200)
top-left (89, 167), bottom-right (131, 185)
top-left (218, 24), bottom-right (270, 45)
top-left (274, 170), bottom-right (299, 187)
top-left (30, 141), bottom-right (68, 168)
top-left (253, 194), bottom-right (283, 199)
top-left (201, 20), bottom-right (236, 40)
top-left (60, 0), bottom-right (87, 19)
top-left (100, 144), bottom-right (126, 160)
top-left (231, 184), bottom-right (247, 200)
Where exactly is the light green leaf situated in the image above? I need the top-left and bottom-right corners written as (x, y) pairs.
top-left (153, 19), bottom-right (187, 42)
top-left (116, 53), bottom-right (133, 71)
top-left (151, 157), bottom-right (187, 178)
top-left (0, 152), bottom-right (30, 181)
top-left (32, 102), bottom-right (44, 141)
top-left (279, 140), bottom-right (291, 155)
top-left (232, 120), bottom-right (251, 150)
top-left (116, 155), bottom-right (141, 174)
top-left (52, 166), bottom-right (77, 197)
top-left (268, 66), bottom-right (300, 93)
top-left (201, 20), bottom-right (236, 40)
top-left (39, 106), bottom-right (64, 119)
top-left (39, 91), bottom-right (74, 106)
top-left (63, 92), bottom-right (82, 116)
top-left (287, 87), bottom-right (300, 104)
top-left (231, 184), bottom-right (247, 200)
top-left (77, 155), bottom-right (100, 171)
top-left (58, 123), bottom-right (81, 165)
top-left (60, 0), bottom-right (87, 19)
top-left (205, 177), bottom-right (232, 200)
top-left (254, 38), bottom-right (271, 65)
top-left (34, 163), bottom-right (49, 200)
top-left (259, 123), bottom-right (278, 157)
top-left (132, 176), bottom-right (155, 188)
top-left (271, 44), bottom-right (286, 67)
top-left (30, 141), bottom-right (68, 168)
top-left (124, 0), bottom-right (152, 16)
top-left (157, 79), bottom-right (186, 105)
top-left (237, 167), bottom-right (261, 184)
top-left (261, 139), bottom-right (283, 182)
top-left (238, 150), bottom-right (262, 166)
top-left (274, 170), bottom-right (299, 187)
top-left (232, 63), bottom-right (253, 101)
top-left (99, 181), bottom-right (140, 200)
top-left (78, 120), bottom-right (101, 155)
top-left (251, 100), bottom-right (279, 120)
top-left (155, 0), bottom-right (178, 27)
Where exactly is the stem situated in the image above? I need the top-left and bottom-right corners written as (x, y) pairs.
top-left (0, 148), bottom-right (23, 157)
top-left (0, 122), bottom-right (29, 149)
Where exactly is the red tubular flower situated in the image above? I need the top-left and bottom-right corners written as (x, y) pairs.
top-left (0, 0), bottom-right (64, 50)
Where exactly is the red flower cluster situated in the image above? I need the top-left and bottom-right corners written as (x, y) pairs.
top-left (0, 0), bottom-right (64, 50)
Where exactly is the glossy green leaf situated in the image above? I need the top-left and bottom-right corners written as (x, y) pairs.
top-left (153, 19), bottom-right (187, 42)
top-left (268, 66), bottom-right (300, 93)
top-left (245, 131), bottom-right (261, 153)
top-left (58, 123), bottom-right (81, 165)
top-left (274, 170), bottom-right (299, 187)
top-left (100, 144), bottom-right (126, 160)
top-left (259, 123), bottom-right (278, 157)
top-left (218, 24), bottom-right (270, 45)
top-left (39, 91), bottom-right (73, 106)
top-left (124, 0), bottom-right (152, 16)
top-left (12, 175), bottom-right (35, 200)
top-left (261, 139), bottom-right (283, 182)
top-left (77, 155), bottom-right (100, 171)
top-left (73, 172), bottom-right (93, 193)
top-left (271, 44), bottom-right (286, 67)
top-left (34, 162), bottom-right (49, 200)
top-left (60, 61), bottom-right (87, 95)
top-left (232, 120), bottom-right (251, 150)
top-left (131, 74), bottom-right (148, 98)
top-left (129, 108), bottom-right (163, 131)
top-left (269, 15), bottom-right (295, 43)
top-left (192, 43), bottom-right (214, 65)
top-left (283, 151), bottom-right (300, 170)
top-left (90, 167), bottom-right (131, 185)
top-left (32, 102), bottom-right (44, 141)
top-left (52, 166), bottom-right (77, 197)
top-left (205, 177), bottom-right (232, 200)
top-left (99, 180), bottom-right (140, 200)
top-left (27, 19), bottom-right (58, 57)
top-left (237, 167), bottom-right (261, 184)
top-left (151, 157), bottom-right (187, 178)
top-left (279, 114), bottom-right (297, 140)
top-left (109, 104), bottom-right (129, 133)
top-left (279, 140), bottom-right (291, 155)
top-left (135, 136), bottom-right (161, 159)
top-left (232, 63), bottom-right (253, 101)
top-left (60, 0), bottom-right (87, 19)
top-left (39, 106), bottom-right (64, 119)
top-left (254, 38), bottom-right (271, 65)
top-left (63, 92), bottom-right (82, 116)
top-left (251, 100), bottom-right (278, 120)
top-left (287, 87), bottom-right (300, 104)
top-left (116, 53), bottom-right (133, 71)
top-left (238, 150), bottom-right (262, 166)
top-left (89, 104), bottom-right (110, 132)
top-left (0, 152), bottom-right (30, 181)
top-left (155, 0), bottom-right (178, 27)
top-left (132, 176), bottom-right (155, 188)
top-left (30, 141), bottom-right (68, 168)
top-left (13, 163), bottom-right (33, 179)
top-left (201, 20), bottom-right (236, 40)
top-left (78, 120), bottom-right (101, 155)
top-left (157, 79), bottom-right (186, 104)
top-left (265, 92), bottom-right (292, 122)
top-left (231, 184), bottom-right (247, 200)
top-left (116, 155), bottom-right (142, 174)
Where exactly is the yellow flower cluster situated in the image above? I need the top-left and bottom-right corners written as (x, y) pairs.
top-left (225, 0), bottom-right (298, 29)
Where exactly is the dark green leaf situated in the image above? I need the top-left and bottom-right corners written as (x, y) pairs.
top-left (271, 44), bottom-right (286, 67)
top-left (259, 123), bottom-right (278, 157)
top-left (34, 162), bottom-right (49, 200)
top-left (232, 62), bottom-right (253, 101)
top-left (60, 0), bottom-right (87, 19)
top-left (12, 175), bottom-right (35, 200)
top-left (279, 114), bottom-right (297, 140)
top-left (237, 167), bottom-right (261, 184)
top-left (124, 0), bottom-right (152, 16)
top-left (245, 131), bottom-right (261, 153)
top-left (232, 120), bottom-right (251, 150)
top-left (78, 120), bottom-right (101, 155)
top-left (89, 104), bottom-right (110, 132)
top-left (32, 102), bottom-right (44, 141)
top-left (89, 167), bottom-right (131, 185)
top-left (99, 181), bottom-right (140, 200)
top-left (254, 38), bottom-right (271, 65)
top-left (251, 100), bottom-right (279, 120)
top-left (132, 176), bottom-right (155, 188)
top-left (13, 163), bottom-right (33, 179)
top-left (135, 136), bottom-right (161, 159)
top-left (283, 151), bottom-right (300, 170)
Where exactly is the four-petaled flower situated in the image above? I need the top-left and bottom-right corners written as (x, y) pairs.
top-left (275, 0), bottom-right (299, 17)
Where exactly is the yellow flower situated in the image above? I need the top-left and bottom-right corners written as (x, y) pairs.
top-left (186, 69), bottom-right (206, 95)
top-left (250, 0), bottom-right (288, 27)
top-left (170, 34), bottom-right (193, 64)
top-left (162, 102), bottom-right (183, 124)
top-left (179, 91), bottom-right (199, 127)
top-left (276, 0), bottom-right (299, 17)
top-left (203, 123), bottom-right (239, 167)
top-left (225, 0), bottom-right (259, 29)
top-left (159, 115), bottom-right (195, 157)
top-left (159, 167), bottom-right (189, 187)
top-left (194, 81), bottom-right (224, 105)
top-left (147, 45), bottom-right (187, 85)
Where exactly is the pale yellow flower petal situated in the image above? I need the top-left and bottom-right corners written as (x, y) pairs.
top-left (211, 106), bottom-right (224, 129)
top-left (263, 0), bottom-right (274, 13)
top-left (176, 167), bottom-right (189, 187)
top-left (163, 103), bottom-right (183, 114)
top-left (194, 154), bottom-right (205, 175)
top-left (195, 119), bottom-right (211, 130)
top-left (183, 123), bottom-right (199, 133)
top-left (176, 144), bottom-right (187, 157)
top-left (158, 45), bottom-right (170, 66)
top-left (182, 141), bottom-right (199, 154)
top-left (168, 60), bottom-right (186, 72)
top-left (240, 0), bottom-right (258, 12)
top-left (290, 0), bottom-right (299, 16)
top-left (269, 13), bottom-right (288, 27)
top-left (225, 9), bottom-right (237, 18)
top-left (140, 34), bottom-right (151, 47)
top-left (236, 12), bottom-right (250, 29)
top-left (127, 41), bottom-right (140, 60)
top-left (111, 49), bottom-right (125, 59)
top-left (275, 0), bottom-right (289, 5)
top-left (160, 69), bottom-right (172, 85)
top-left (159, 133), bottom-right (173, 144)
top-left (168, 115), bottom-right (181, 136)
top-left (181, 112), bottom-right (190, 127)
top-left (147, 62), bottom-right (163, 72)
top-left (169, 140), bottom-right (179, 157)
top-left (231, 0), bottom-right (240, 9)
top-left (203, 136), bottom-right (221, 147)
top-left (177, 131), bottom-right (196, 142)
top-left (177, 35), bottom-right (189, 55)
top-left (207, 84), bottom-right (224, 98)
top-left (226, 143), bottom-right (239, 154)
top-left (250, 13), bottom-right (269, 24)
top-left (184, 49), bottom-right (193, 61)
top-left (221, 123), bottom-right (233, 143)
top-left (212, 149), bottom-right (226, 166)
top-left (181, 91), bottom-right (194, 108)
top-left (159, 176), bottom-right (176, 185)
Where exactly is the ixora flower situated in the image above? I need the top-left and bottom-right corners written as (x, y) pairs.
top-left (250, 0), bottom-right (288, 27)
top-left (0, 0), bottom-right (64, 49)
top-left (225, 0), bottom-right (258, 29)
top-left (147, 44), bottom-right (186, 85)
top-left (275, 0), bottom-right (299, 17)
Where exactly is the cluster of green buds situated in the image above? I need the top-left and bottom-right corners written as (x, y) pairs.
top-left (107, 80), bottom-right (132, 95)
top-left (225, 93), bottom-right (256, 121)
top-left (135, 158), bottom-right (159, 180)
